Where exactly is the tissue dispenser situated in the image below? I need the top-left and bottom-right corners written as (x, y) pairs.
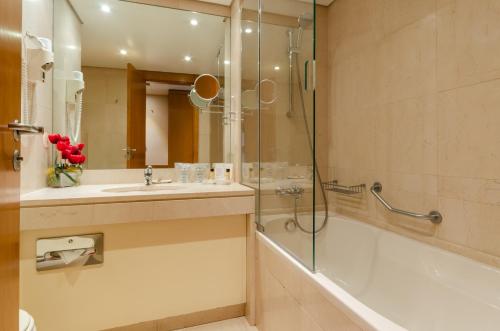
top-left (36, 233), bottom-right (103, 271)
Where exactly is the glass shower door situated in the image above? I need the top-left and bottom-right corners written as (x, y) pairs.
top-left (242, 0), bottom-right (319, 271)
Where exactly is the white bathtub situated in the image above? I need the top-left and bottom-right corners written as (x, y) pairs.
top-left (260, 213), bottom-right (500, 331)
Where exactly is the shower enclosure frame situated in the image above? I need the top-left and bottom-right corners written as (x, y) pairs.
top-left (248, 0), bottom-right (322, 272)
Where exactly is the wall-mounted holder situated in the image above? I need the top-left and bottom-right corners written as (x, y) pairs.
top-left (323, 180), bottom-right (365, 195)
top-left (36, 233), bottom-right (103, 271)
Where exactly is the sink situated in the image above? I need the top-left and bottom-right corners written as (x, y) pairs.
top-left (102, 184), bottom-right (182, 193)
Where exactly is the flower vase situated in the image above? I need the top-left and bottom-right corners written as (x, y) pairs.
top-left (47, 166), bottom-right (82, 188)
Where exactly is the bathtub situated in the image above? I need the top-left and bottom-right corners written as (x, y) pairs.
top-left (258, 213), bottom-right (500, 331)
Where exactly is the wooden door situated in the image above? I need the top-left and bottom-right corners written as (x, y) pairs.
top-left (167, 90), bottom-right (198, 167)
top-left (0, 0), bottom-right (22, 329)
top-left (126, 63), bottom-right (146, 168)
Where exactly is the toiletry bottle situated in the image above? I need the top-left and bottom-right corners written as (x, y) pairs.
top-left (225, 168), bottom-right (231, 183)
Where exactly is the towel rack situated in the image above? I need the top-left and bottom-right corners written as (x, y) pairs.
top-left (370, 182), bottom-right (442, 224)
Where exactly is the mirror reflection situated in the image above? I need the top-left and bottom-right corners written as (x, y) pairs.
top-left (53, 0), bottom-right (231, 169)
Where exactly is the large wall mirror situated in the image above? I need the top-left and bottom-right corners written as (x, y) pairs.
top-left (53, 0), bottom-right (231, 169)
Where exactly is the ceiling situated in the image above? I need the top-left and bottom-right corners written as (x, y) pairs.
top-left (70, 0), bottom-right (228, 75)
top-left (239, 0), bottom-right (334, 18)
top-left (198, 0), bottom-right (335, 6)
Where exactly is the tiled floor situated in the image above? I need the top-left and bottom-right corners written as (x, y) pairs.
top-left (176, 318), bottom-right (258, 331)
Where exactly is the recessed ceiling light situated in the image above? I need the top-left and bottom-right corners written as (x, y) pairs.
top-left (274, 66), bottom-right (280, 71)
top-left (224, 60), bottom-right (230, 65)
top-left (67, 45), bottom-right (77, 50)
top-left (184, 55), bottom-right (192, 62)
top-left (244, 27), bottom-right (253, 34)
top-left (119, 49), bottom-right (127, 55)
top-left (190, 19), bottom-right (199, 26)
top-left (100, 4), bottom-right (111, 13)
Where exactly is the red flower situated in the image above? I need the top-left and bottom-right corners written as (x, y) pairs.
top-left (48, 133), bottom-right (61, 144)
top-left (77, 143), bottom-right (85, 151)
top-left (68, 154), bottom-right (82, 164)
top-left (60, 136), bottom-right (70, 143)
top-left (70, 145), bottom-right (81, 155)
top-left (61, 149), bottom-right (72, 159)
top-left (56, 141), bottom-right (70, 152)
top-left (68, 154), bottom-right (86, 164)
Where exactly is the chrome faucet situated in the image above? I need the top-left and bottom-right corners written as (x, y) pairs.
top-left (275, 185), bottom-right (305, 198)
top-left (144, 165), bottom-right (153, 185)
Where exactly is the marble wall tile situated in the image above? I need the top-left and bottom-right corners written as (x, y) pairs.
top-left (375, 95), bottom-right (438, 175)
top-left (382, 0), bottom-right (436, 35)
top-left (465, 201), bottom-right (500, 257)
top-left (328, 0), bottom-right (500, 265)
top-left (377, 15), bottom-right (436, 104)
top-left (333, 105), bottom-right (377, 173)
top-left (437, 0), bottom-right (500, 91)
top-left (436, 197), bottom-right (468, 245)
top-left (438, 79), bottom-right (500, 179)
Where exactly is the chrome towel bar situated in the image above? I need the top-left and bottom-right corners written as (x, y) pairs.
top-left (370, 182), bottom-right (442, 224)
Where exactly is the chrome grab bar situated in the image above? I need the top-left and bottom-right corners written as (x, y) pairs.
top-left (370, 182), bottom-right (443, 224)
top-left (7, 120), bottom-right (44, 141)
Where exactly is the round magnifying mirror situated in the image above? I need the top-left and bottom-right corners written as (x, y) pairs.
top-left (194, 74), bottom-right (220, 101)
top-left (258, 79), bottom-right (277, 104)
top-left (189, 89), bottom-right (208, 109)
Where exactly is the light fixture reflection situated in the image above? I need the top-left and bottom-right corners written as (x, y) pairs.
top-left (100, 4), bottom-right (111, 13)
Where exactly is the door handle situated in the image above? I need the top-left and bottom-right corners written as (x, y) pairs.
top-left (122, 147), bottom-right (137, 160)
top-left (8, 120), bottom-right (44, 141)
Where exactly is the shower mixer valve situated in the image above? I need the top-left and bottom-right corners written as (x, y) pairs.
top-left (275, 185), bottom-right (305, 198)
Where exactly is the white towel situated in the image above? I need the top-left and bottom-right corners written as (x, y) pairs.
top-left (59, 249), bottom-right (85, 264)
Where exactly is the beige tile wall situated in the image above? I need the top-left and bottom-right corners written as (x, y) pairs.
top-left (327, 0), bottom-right (500, 267)
top-left (21, 0), bottom-right (54, 194)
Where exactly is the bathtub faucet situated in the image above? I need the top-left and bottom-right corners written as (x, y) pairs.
top-left (275, 185), bottom-right (304, 198)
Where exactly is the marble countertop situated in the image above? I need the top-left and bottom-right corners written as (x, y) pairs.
top-left (21, 182), bottom-right (255, 207)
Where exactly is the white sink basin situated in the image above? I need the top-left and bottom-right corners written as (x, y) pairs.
top-left (102, 184), bottom-right (182, 193)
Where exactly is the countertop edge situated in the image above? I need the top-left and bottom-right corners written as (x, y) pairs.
top-left (21, 184), bottom-right (256, 208)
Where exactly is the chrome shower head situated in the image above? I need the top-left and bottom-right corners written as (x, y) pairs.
top-left (295, 13), bottom-right (313, 51)
top-left (298, 12), bottom-right (313, 30)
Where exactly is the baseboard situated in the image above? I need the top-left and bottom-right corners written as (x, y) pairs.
top-left (103, 303), bottom-right (246, 331)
